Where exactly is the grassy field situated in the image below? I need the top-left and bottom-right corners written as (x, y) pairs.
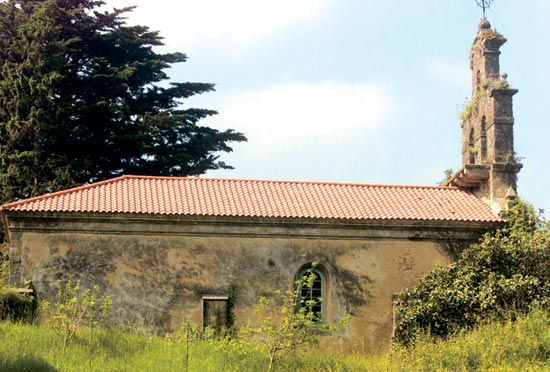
top-left (1, 310), bottom-right (550, 371)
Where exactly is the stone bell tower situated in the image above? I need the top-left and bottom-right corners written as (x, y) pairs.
top-left (447, 19), bottom-right (522, 212)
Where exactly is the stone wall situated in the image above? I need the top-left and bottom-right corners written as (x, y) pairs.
top-left (6, 212), bottom-right (496, 351)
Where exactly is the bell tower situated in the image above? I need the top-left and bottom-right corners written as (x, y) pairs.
top-left (447, 19), bottom-right (521, 211)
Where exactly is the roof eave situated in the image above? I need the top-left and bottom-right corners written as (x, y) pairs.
top-left (2, 209), bottom-right (504, 234)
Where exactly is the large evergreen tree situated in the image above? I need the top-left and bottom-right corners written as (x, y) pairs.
top-left (0, 0), bottom-right (246, 204)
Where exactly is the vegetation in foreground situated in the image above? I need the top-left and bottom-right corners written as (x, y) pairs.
top-left (395, 199), bottom-right (550, 346)
top-left (0, 309), bottom-right (550, 371)
top-left (2, 200), bottom-right (549, 371)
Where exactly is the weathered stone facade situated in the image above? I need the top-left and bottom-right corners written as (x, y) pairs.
top-left (5, 211), bottom-right (497, 351)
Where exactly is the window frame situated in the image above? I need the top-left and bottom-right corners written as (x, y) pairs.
top-left (202, 295), bottom-right (229, 333)
top-left (296, 265), bottom-right (327, 324)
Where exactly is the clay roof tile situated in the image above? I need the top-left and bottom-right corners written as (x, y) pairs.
top-left (0, 175), bottom-right (504, 222)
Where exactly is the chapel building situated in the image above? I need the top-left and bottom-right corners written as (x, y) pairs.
top-left (0, 19), bottom-right (520, 351)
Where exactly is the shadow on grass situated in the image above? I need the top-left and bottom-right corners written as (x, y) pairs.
top-left (0, 356), bottom-right (57, 372)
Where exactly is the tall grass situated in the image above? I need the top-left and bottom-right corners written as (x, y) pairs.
top-left (1, 310), bottom-right (550, 371)
top-left (381, 309), bottom-right (550, 372)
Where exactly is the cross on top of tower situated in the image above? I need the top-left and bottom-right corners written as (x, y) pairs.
top-left (475, 0), bottom-right (494, 19)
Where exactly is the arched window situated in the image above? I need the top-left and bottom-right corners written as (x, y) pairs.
top-left (296, 265), bottom-right (326, 323)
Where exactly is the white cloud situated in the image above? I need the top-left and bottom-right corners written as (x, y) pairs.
top-left (188, 80), bottom-right (397, 181)
top-left (203, 80), bottom-right (396, 151)
top-left (108, 0), bottom-right (334, 51)
top-left (427, 57), bottom-right (469, 89)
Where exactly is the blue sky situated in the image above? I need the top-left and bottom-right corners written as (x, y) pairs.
top-left (111, 0), bottom-right (550, 214)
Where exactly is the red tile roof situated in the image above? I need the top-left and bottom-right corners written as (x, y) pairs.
top-left (0, 175), bottom-right (503, 222)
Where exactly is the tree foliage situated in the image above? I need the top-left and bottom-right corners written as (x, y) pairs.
top-left (0, 243), bottom-right (9, 287)
top-left (240, 264), bottom-right (349, 372)
top-left (42, 279), bottom-right (112, 352)
top-left (394, 199), bottom-right (550, 347)
top-left (0, 287), bottom-right (36, 323)
top-left (0, 0), bottom-right (246, 206)
top-left (241, 268), bottom-right (322, 372)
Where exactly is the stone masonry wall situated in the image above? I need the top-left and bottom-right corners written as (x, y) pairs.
top-left (7, 213), bottom-right (492, 352)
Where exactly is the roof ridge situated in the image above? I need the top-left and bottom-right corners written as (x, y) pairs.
top-left (122, 174), bottom-right (461, 190)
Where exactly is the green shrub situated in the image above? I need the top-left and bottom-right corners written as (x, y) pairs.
top-left (42, 279), bottom-right (112, 352)
top-left (394, 199), bottom-right (550, 346)
top-left (0, 288), bottom-right (36, 323)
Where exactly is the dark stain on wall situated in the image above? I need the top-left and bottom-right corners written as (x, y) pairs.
top-left (45, 239), bottom-right (115, 286)
top-left (291, 249), bottom-right (372, 316)
top-left (332, 265), bottom-right (371, 314)
top-left (439, 240), bottom-right (474, 260)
